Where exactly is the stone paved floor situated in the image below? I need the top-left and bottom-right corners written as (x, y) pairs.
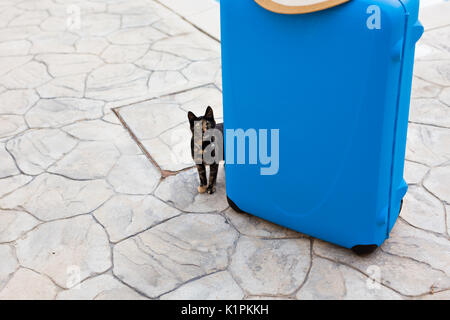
top-left (0, 0), bottom-right (449, 300)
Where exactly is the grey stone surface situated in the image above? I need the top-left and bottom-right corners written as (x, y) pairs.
top-left (404, 160), bottom-right (429, 185)
top-left (0, 268), bottom-right (58, 300)
top-left (48, 141), bottom-right (120, 180)
top-left (406, 123), bottom-right (450, 166)
top-left (0, 245), bottom-right (18, 290)
top-left (155, 168), bottom-right (228, 213)
top-left (314, 240), bottom-right (450, 296)
top-left (0, 143), bottom-right (19, 178)
top-left (423, 164), bottom-right (450, 204)
top-left (16, 215), bottom-right (111, 288)
top-left (224, 208), bottom-right (303, 239)
top-left (7, 128), bottom-right (78, 175)
top-left (94, 194), bottom-right (180, 242)
top-left (401, 185), bottom-right (446, 234)
top-left (296, 257), bottom-right (402, 300)
top-left (0, 209), bottom-right (39, 242)
top-left (56, 274), bottom-right (146, 300)
top-left (26, 98), bottom-right (104, 128)
top-left (161, 271), bottom-right (244, 300)
top-left (107, 155), bottom-right (161, 194)
top-left (0, 173), bottom-right (114, 221)
top-left (229, 236), bottom-right (311, 296)
top-left (114, 214), bottom-right (238, 298)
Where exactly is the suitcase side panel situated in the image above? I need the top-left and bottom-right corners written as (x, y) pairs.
top-left (388, 0), bottom-right (422, 233)
top-left (220, 0), bottom-right (407, 248)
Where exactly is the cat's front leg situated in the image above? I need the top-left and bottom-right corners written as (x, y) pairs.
top-left (207, 163), bottom-right (219, 194)
top-left (196, 164), bottom-right (207, 193)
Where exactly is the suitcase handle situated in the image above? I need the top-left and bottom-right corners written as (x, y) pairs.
top-left (254, 0), bottom-right (351, 14)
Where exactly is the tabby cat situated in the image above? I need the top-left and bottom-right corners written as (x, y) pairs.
top-left (188, 106), bottom-right (223, 194)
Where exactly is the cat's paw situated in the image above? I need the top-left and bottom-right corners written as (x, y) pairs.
top-left (207, 185), bottom-right (216, 194)
top-left (198, 185), bottom-right (207, 193)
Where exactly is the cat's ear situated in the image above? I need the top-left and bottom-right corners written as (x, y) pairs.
top-left (188, 111), bottom-right (197, 124)
top-left (204, 106), bottom-right (214, 120)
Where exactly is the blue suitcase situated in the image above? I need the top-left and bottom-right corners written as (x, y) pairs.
top-left (220, 0), bottom-right (423, 252)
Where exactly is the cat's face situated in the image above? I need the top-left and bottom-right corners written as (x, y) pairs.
top-left (188, 106), bottom-right (216, 135)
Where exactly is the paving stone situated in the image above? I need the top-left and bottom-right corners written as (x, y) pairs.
top-left (74, 13), bottom-right (121, 37)
top-left (75, 37), bottom-right (109, 55)
top-left (313, 240), bottom-right (450, 296)
top-left (101, 44), bottom-right (149, 64)
top-left (0, 173), bottom-right (113, 221)
top-left (108, 0), bottom-right (172, 17)
top-left (0, 115), bottom-right (27, 139)
top-left (56, 274), bottom-right (146, 300)
top-left (440, 87), bottom-right (450, 106)
top-left (0, 40), bottom-right (31, 57)
top-left (48, 141), bottom-right (120, 180)
top-left (419, 290), bottom-right (450, 300)
top-left (37, 74), bottom-right (86, 98)
top-left (0, 55), bottom-right (32, 77)
top-left (7, 128), bottom-right (78, 175)
top-left (404, 160), bottom-right (429, 185)
top-left (122, 13), bottom-right (161, 28)
top-left (35, 53), bottom-right (103, 77)
top-left (63, 119), bottom-right (141, 155)
top-left (0, 26), bottom-right (40, 42)
top-left (152, 16), bottom-right (197, 36)
top-left (182, 59), bottom-right (221, 84)
top-left (383, 220), bottom-right (450, 275)
top-left (420, 25), bottom-right (450, 55)
top-left (119, 101), bottom-right (186, 140)
top-left (85, 63), bottom-right (150, 101)
top-left (411, 77), bottom-right (442, 99)
top-left (0, 7), bottom-right (22, 28)
top-left (296, 257), bottom-right (402, 300)
top-left (141, 126), bottom-right (193, 172)
top-left (406, 123), bottom-right (450, 166)
top-left (155, 168), bottom-right (228, 213)
top-left (147, 70), bottom-right (188, 96)
top-left (174, 85), bottom-right (223, 118)
top-left (230, 236), bottom-right (311, 296)
top-left (0, 245), bottom-right (17, 290)
top-left (0, 143), bottom-right (19, 178)
top-left (16, 215), bottom-right (111, 288)
top-left (135, 50), bottom-right (190, 71)
top-left (0, 209), bottom-right (40, 243)
top-left (107, 155), bottom-right (161, 195)
top-left (224, 208), bottom-right (303, 239)
top-left (401, 185), bottom-right (446, 234)
top-left (94, 194), bottom-right (180, 242)
top-left (107, 27), bottom-right (165, 45)
top-left (161, 271), bottom-right (244, 300)
top-left (29, 32), bottom-right (78, 54)
top-left (40, 16), bottom-right (67, 32)
top-left (0, 61), bottom-right (52, 89)
top-left (9, 10), bottom-right (48, 27)
top-left (0, 89), bottom-right (38, 115)
top-left (0, 175), bottom-right (32, 199)
top-left (152, 33), bottom-right (220, 61)
top-left (113, 214), bottom-right (238, 298)
top-left (26, 98), bottom-right (104, 128)
top-left (0, 268), bottom-right (58, 300)
top-left (410, 98), bottom-right (450, 128)
top-left (414, 60), bottom-right (450, 87)
top-left (447, 204), bottom-right (450, 236)
top-left (424, 164), bottom-right (450, 204)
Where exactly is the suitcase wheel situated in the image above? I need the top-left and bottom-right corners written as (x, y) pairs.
top-left (351, 244), bottom-right (378, 255)
top-left (351, 200), bottom-right (404, 256)
top-left (227, 196), bottom-right (247, 214)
